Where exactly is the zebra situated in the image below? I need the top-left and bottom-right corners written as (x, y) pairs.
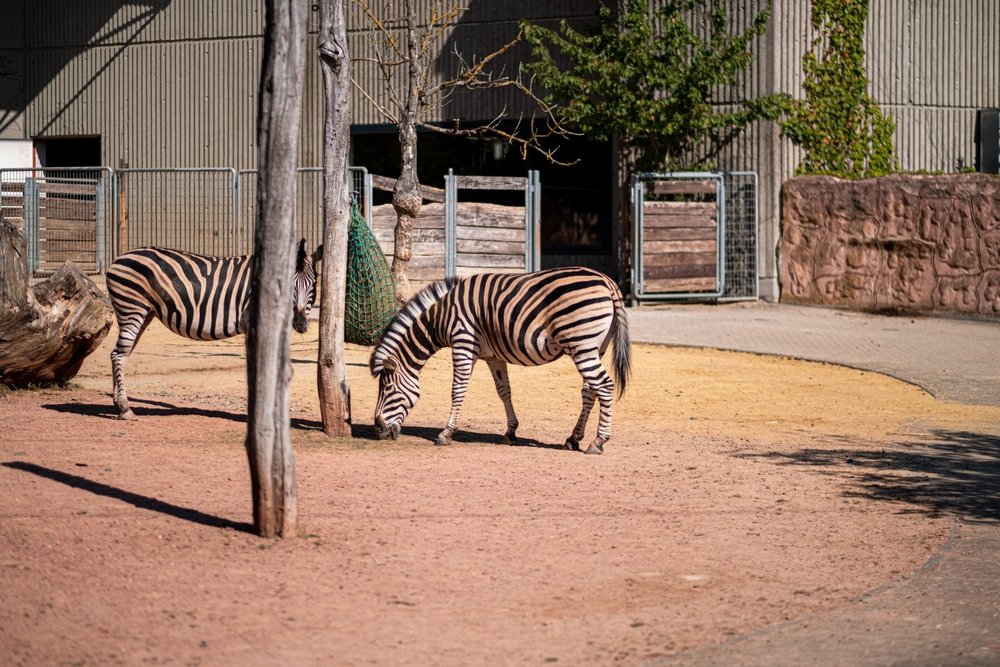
top-left (105, 239), bottom-right (323, 420)
top-left (369, 266), bottom-right (631, 454)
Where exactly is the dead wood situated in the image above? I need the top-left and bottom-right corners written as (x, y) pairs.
top-left (0, 222), bottom-right (112, 387)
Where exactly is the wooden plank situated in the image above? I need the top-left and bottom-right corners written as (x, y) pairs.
top-left (405, 265), bottom-right (446, 282)
top-left (645, 180), bottom-right (718, 196)
top-left (644, 200), bottom-right (717, 215)
top-left (38, 228), bottom-right (97, 242)
top-left (457, 213), bottom-right (524, 229)
top-left (39, 249), bottom-right (97, 264)
top-left (456, 239), bottom-right (525, 255)
top-left (456, 267), bottom-right (521, 277)
top-left (642, 239), bottom-right (717, 254)
top-left (454, 175), bottom-right (526, 191)
top-left (643, 276), bottom-right (716, 292)
top-left (456, 226), bottom-right (525, 242)
top-left (370, 174), bottom-right (446, 202)
top-left (642, 227), bottom-right (717, 242)
top-left (456, 253), bottom-right (525, 269)
top-left (37, 218), bottom-right (97, 233)
top-left (643, 262), bottom-right (716, 279)
top-left (642, 251), bottom-right (717, 268)
top-left (39, 198), bottom-right (96, 220)
top-left (38, 182), bottom-right (97, 196)
top-left (643, 213), bottom-right (717, 229)
top-left (372, 227), bottom-right (445, 244)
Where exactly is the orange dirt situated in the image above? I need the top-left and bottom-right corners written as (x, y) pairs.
top-left (3, 322), bottom-right (998, 666)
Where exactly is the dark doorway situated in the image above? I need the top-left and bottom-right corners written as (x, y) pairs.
top-left (34, 136), bottom-right (102, 168)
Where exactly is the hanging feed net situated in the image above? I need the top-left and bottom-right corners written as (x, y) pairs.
top-left (345, 202), bottom-right (397, 345)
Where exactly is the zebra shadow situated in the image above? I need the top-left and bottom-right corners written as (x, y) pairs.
top-left (42, 397), bottom-right (324, 431)
top-left (388, 424), bottom-right (566, 451)
top-left (1, 461), bottom-right (254, 533)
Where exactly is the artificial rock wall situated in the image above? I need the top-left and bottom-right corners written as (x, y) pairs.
top-left (780, 174), bottom-right (1000, 319)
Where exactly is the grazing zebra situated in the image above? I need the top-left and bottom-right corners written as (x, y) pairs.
top-left (369, 267), bottom-right (631, 454)
top-left (105, 240), bottom-right (322, 420)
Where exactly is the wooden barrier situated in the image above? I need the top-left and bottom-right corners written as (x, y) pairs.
top-left (36, 182), bottom-right (99, 275)
top-left (641, 179), bottom-right (718, 293)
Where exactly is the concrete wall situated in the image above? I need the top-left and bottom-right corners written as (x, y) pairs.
top-left (781, 174), bottom-right (1000, 319)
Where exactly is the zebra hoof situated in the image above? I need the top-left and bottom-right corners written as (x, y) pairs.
top-left (117, 409), bottom-right (137, 421)
top-left (501, 432), bottom-right (517, 446)
top-left (584, 442), bottom-right (604, 455)
top-left (435, 433), bottom-right (452, 446)
top-left (563, 437), bottom-right (580, 451)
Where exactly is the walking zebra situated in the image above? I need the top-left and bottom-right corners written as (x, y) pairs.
top-left (369, 267), bottom-right (631, 454)
top-left (106, 240), bottom-right (323, 420)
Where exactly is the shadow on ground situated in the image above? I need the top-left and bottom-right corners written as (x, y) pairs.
top-left (1, 461), bottom-right (253, 532)
top-left (737, 430), bottom-right (1000, 524)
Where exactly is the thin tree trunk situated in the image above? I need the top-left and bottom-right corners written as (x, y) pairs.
top-left (390, 0), bottom-right (423, 305)
top-left (245, 0), bottom-right (306, 539)
top-left (317, 0), bottom-right (352, 436)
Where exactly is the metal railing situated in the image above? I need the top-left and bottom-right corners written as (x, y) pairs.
top-left (0, 167), bottom-right (115, 276)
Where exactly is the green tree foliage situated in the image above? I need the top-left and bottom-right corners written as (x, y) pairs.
top-left (521, 0), bottom-right (788, 172)
top-left (781, 0), bottom-right (897, 177)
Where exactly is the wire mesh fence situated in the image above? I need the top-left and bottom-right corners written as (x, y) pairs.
top-left (720, 172), bottom-right (758, 301)
top-left (631, 171), bottom-right (758, 303)
top-left (117, 168), bottom-right (238, 257)
top-left (236, 167), bottom-right (369, 254)
top-left (0, 167), bottom-right (115, 277)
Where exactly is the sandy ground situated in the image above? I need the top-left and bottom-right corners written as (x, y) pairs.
top-left (2, 321), bottom-right (999, 666)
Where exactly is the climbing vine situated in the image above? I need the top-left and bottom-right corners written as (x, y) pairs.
top-left (781, 0), bottom-right (897, 178)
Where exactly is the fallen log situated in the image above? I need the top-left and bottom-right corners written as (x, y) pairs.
top-left (0, 221), bottom-right (113, 387)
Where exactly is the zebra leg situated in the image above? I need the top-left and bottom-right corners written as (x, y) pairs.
top-left (485, 358), bottom-right (519, 445)
top-left (437, 346), bottom-right (478, 446)
top-left (110, 312), bottom-right (153, 420)
top-left (569, 350), bottom-right (616, 455)
top-left (564, 384), bottom-right (596, 451)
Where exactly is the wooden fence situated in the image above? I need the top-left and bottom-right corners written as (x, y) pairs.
top-left (640, 179), bottom-right (719, 294)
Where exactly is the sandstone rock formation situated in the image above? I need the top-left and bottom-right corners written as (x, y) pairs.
top-left (781, 174), bottom-right (1000, 318)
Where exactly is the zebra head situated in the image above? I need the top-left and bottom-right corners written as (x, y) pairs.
top-left (292, 239), bottom-right (323, 333)
top-left (371, 356), bottom-right (420, 440)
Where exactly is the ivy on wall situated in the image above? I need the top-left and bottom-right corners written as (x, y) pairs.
top-left (781, 0), bottom-right (897, 178)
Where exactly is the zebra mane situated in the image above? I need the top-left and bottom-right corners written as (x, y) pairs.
top-left (369, 278), bottom-right (455, 376)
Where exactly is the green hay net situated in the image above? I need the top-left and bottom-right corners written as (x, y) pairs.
top-left (345, 202), bottom-right (397, 346)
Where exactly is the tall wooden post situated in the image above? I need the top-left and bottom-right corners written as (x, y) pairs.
top-left (316, 0), bottom-right (352, 436)
top-left (245, 0), bottom-right (307, 538)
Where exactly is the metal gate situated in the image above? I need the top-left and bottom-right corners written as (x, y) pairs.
top-left (631, 171), bottom-right (757, 303)
top-left (0, 167), bottom-right (114, 276)
top-left (444, 169), bottom-right (541, 278)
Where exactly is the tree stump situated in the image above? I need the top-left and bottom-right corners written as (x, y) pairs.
top-left (0, 221), bottom-right (113, 387)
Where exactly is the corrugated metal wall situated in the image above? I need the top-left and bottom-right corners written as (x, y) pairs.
top-left (2, 0), bottom-right (997, 297)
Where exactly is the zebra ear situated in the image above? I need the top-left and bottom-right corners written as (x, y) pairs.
top-left (383, 357), bottom-right (398, 373)
top-left (296, 239), bottom-right (307, 271)
top-left (312, 244), bottom-right (324, 266)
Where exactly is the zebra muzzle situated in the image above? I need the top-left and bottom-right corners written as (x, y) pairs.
top-left (374, 417), bottom-right (400, 440)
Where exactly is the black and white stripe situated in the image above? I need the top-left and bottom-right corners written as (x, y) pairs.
top-left (369, 266), bottom-right (631, 454)
top-left (106, 239), bottom-right (322, 420)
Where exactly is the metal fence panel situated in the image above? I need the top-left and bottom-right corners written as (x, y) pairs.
top-left (720, 172), bottom-right (758, 301)
top-left (0, 167), bottom-right (114, 280)
top-left (238, 166), bottom-right (371, 254)
top-left (631, 171), bottom-right (758, 303)
top-left (116, 168), bottom-right (238, 257)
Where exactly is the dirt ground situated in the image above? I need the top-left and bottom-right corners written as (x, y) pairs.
top-left (3, 321), bottom-right (999, 666)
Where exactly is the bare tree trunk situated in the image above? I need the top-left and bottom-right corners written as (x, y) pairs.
top-left (390, 0), bottom-right (423, 305)
top-left (245, 0), bottom-right (306, 539)
top-left (316, 0), bottom-right (352, 436)
top-left (0, 223), bottom-right (112, 386)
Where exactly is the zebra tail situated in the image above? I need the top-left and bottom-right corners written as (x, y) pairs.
top-left (611, 290), bottom-right (632, 400)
